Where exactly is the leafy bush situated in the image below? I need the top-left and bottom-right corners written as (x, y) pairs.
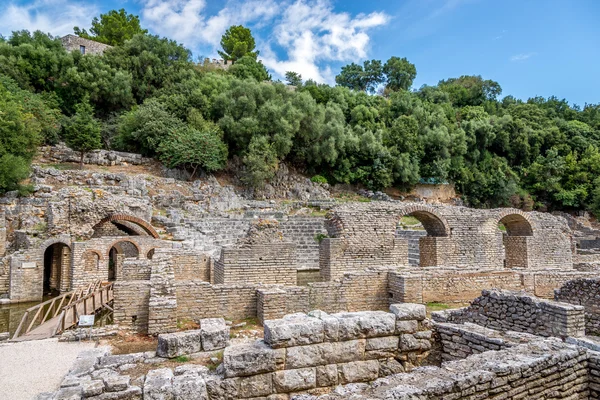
top-left (310, 175), bottom-right (328, 184)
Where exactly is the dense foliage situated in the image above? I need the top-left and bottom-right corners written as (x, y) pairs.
top-left (1, 12), bottom-right (600, 217)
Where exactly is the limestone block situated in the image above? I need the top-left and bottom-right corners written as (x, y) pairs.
top-left (264, 315), bottom-right (325, 348)
top-left (308, 310), bottom-right (339, 342)
top-left (365, 336), bottom-right (399, 351)
top-left (156, 330), bottom-right (203, 358)
top-left (395, 320), bottom-right (418, 334)
top-left (273, 368), bottom-right (316, 392)
top-left (144, 368), bottom-right (174, 400)
top-left (399, 334), bottom-right (421, 352)
top-left (53, 386), bottom-right (82, 400)
top-left (285, 340), bottom-right (365, 369)
top-left (81, 380), bottom-right (104, 397)
top-left (172, 373), bottom-right (208, 400)
top-left (103, 375), bottom-right (130, 392)
top-left (390, 303), bottom-right (426, 321)
top-left (174, 365), bottom-right (209, 376)
top-left (200, 318), bottom-right (230, 351)
top-left (316, 364), bottom-right (338, 387)
top-left (228, 373), bottom-right (274, 398)
top-left (338, 360), bottom-right (379, 384)
top-left (378, 358), bottom-right (404, 376)
top-left (223, 341), bottom-right (284, 378)
top-left (332, 311), bottom-right (396, 340)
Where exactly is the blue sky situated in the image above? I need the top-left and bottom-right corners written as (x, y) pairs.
top-left (1, 0), bottom-right (598, 106)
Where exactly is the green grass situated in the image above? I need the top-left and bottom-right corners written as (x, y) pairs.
top-left (426, 301), bottom-right (451, 312)
top-left (400, 216), bottom-right (421, 226)
top-left (174, 355), bottom-right (191, 362)
top-left (208, 350), bottom-right (224, 371)
top-left (498, 223), bottom-right (506, 232)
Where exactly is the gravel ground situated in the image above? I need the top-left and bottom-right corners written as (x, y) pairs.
top-left (0, 338), bottom-right (97, 400)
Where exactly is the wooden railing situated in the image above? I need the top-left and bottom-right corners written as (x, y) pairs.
top-left (54, 281), bottom-right (114, 335)
top-left (12, 280), bottom-right (111, 339)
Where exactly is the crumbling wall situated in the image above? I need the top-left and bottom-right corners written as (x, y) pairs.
top-left (555, 278), bottom-right (600, 335)
top-left (433, 289), bottom-right (586, 338)
top-left (113, 281), bottom-right (150, 333)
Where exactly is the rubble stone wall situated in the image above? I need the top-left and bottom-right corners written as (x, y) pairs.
top-left (113, 281), bottom-right (150, 333)
top-left (555, 278), bottom-right (600, 335)
top-left (433, 289), bottom-right (586, 338)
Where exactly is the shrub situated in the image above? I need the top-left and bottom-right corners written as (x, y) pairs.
top-left (310, 175), bottom-right (328, 184)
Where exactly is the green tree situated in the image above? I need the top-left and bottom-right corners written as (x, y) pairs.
top-left (242, 136), bottom-right (278, 188)
top-left (228, 55), bottom-right (270, 81)
top-left (218, 25), bottom-right (258, 62)
top-left (74, 9), bottom-right (147, 46)
top-left (285, 71), bottom-right (302, 86)
top-left (335, 63), bottom-right (365, 91)
top-left (383, 56), bottom-right (416, 92)
top-left (158, 120), bottom-right (227, 179)
top-left (63, 99), bottom-right (102, 168)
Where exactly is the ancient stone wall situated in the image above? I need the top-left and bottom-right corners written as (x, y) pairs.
top-left (0, 211), bottom-right (6, 257)
top-left (555, 278), bottom-right (600, 335)
top-left (321, 339), bottom-right (591, 400)
top-left (118, 259), bottom-right (151, 281)
top-left (60, 35), bottom-right (112, 55)
top-left (213, 243), bottom-right (297, 285)
top-left (171, 251), bottom-right (210, 281)
top-left (324, 203), bottom-right (573, 277)
top-left (113, 281), bottom-right (150, 333)
top-left (433, 289), bottom-right (586, 338)
top-left (217, 305), bottom-right (432, 398)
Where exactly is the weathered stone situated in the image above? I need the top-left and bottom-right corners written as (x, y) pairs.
top-left (82, 380), bottom-right (105, 397)
top-left (103, 376), bottom-right (130, 392)
top-left (390, 304), bottom-right (426, 321)
top-left (365, 336), bottom-right (399, 351)
top-left (285, 340), bottom-right (365, 369)
top-left (273, 368), bottom-right (316, 392)
top-left (316, 364), bottom-right (338, 387)
top-left (174, 364), bottom-right (209, 376)
top-left (264, 315), bottom-right (324, 348)
top-left (143, 368), bottom-right (174, 400)
top-left (223, 341), bottom-right (283, 378)
top-left (378, 358), bottom-right (404, 376)
top-left (227, 373), bottom-right (273, 398)
top-left (200, 318), bottom-right (230, 351)
top-left (338, 360), bottom-right (379, 384)
top-left (399, 334), bottom-right (421, 352)
top-left (395, 320), bottom-right (418, 334)
top-left (332, 311), bottom-right (396, 340)
top-left (54, 386), bottom-right (83, 400)
top-left (156, 330), bottom-right (202, 358)
top-left (172, 373), bottom-right (208, 400)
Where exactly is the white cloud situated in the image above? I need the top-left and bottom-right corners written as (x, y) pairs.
top-left (510, 52), bottom-right (536, 62)
top-left (262, 0), bottom-right (389, 83)
top-left (139, 0), bottom-right (280, 49)
top-left (0, 0), bottom-right (98, 37)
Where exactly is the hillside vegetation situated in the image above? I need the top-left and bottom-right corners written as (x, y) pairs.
top-left (1, 9), bottom-right (600, 214)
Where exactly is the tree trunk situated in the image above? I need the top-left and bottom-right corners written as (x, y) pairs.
top-left (79, 151), bottom-right (84, 170)
top-left (190, 165), bottom-right (198, 181)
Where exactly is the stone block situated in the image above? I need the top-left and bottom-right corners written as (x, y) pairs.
top-left (338, 360), bottom-right (379, 384)
top-left (223, 341), bottom-right (284, 378)
top-left (395, 320), bottom-right (418, 334)
top-left (285, 340), bottom-right (365, 369)
top-left (307, 310), bottom-right (339, 342)
top-left (230, 373), bottom-right (274, 398)
top-left (273, 368), bottom-right (316, 392)
top-left (200, 318), bottom-right (229, 351)
top-left (365, 336), bottom-right (399, 351)
top-left (379, 358), bottom-right (404, 376)
top-left (103, 375), bottom-right (130, 392)
top-left (390, 303), bottom-right (426, 321)
top-left (82, 380), bottom-right (104, 397)
top-left (264, 315), bottom-right (324, 348)
top-left (172, 373), bottom-right (208, 400)
top-left (316, 364), bottom-right (338, 387)
top-left (143, 368), bottom-right (174, 400)
top-left (399, 334), bottom-right (421, 352)
top-left (156, 330), bottom-right (203, 358)
top-left (332, 311), bottom-right (396, 340)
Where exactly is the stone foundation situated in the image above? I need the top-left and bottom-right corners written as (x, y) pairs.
top-left (555, 278), bottom-right (600, 335)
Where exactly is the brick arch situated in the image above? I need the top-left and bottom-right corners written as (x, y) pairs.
top-left (496, 209), bottom-right (534, 236)
top-left (82, 250), bottom-right (103, 272)
top-left (397, 205), bottom-right (451, 237)
top-left (96, 214), bottom-right (159, 238)
top-left (106, 238), bottom-right (141, 258)
top-left (39, 237), bottom-right (71, 256)
top-left (83, 249), bottom-right (104, 261)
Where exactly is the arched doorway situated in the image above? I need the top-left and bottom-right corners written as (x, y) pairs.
top-left (498, 213), bottom-right (533, 269)
top-left (396, 208), bottom-right (450, 267)
top-left (43, 243), bottom-right (70, 295)
top-left (108, 241), bottom-right (140, 281)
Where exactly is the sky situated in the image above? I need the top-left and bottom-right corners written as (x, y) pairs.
top-left (0, 0), bottom-right (598, 106)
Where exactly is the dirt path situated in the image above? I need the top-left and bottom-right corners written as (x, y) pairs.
top-left (0, 338), bottom-right (98, 400)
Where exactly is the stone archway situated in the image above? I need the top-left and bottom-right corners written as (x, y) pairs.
top-left (396, 205), bottom-right (450, 267)
top-left (496, 211), bottom-right (534, 269)
top-left (42, 242), bottom-right (71, 295)
top-left (107, 239), bottom-right (140, 281)
top-left (94, 214), bottom-right (160, 238)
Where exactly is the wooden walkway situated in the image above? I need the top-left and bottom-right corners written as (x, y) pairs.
top-left (12, 281), bottom-right (113, 342)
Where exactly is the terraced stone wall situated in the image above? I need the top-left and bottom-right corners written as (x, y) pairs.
top-left (555, 278), bottom-right (600, 335)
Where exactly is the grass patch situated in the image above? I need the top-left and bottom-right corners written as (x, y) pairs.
top-left (174, 355), bottom-right (191, 362)
top-left (47, 163), bottom-right (79, 171)
top-left (177, 318), bottom-right (199, 331)
top-left (400, 216), bottom-right (421, 226)
top-left (498, 223), bottom-right (506, 232)
top-left (208, 350), bottom-right (224, 371)
top-left (426, 302), bottom-right (451, 312)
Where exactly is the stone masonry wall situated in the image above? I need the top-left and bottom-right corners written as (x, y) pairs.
top-left (555, 278), bottom-right (600, 335)
top-left (433, 289), bottom-right (586, 338)
top-left (60, 35), bottom-right (112, 55)
top-left (213, 243), bottom-right (297, 285)
top-left (217, 305), bottom-right (433, 398)
top-left (113, 281), bottom-right (150, 333)
top-left (321, 339), bottom-right (591, 400)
